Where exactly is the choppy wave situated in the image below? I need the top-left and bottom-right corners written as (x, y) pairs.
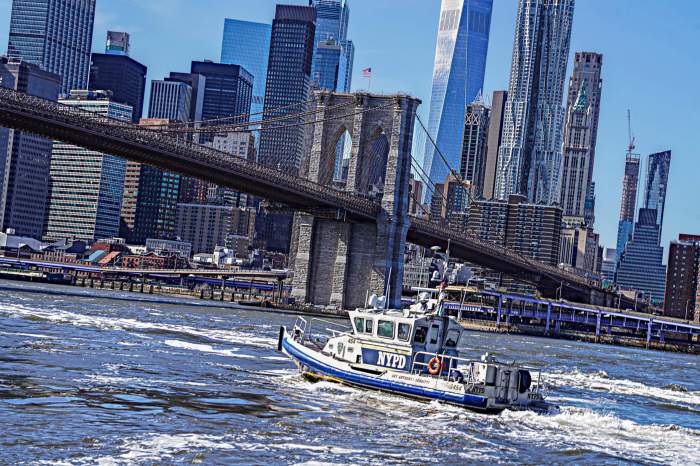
top-left (0, 302), bottom-right (275, 349)
top-left (2, 285), bottom-right (699, 465)
top-left (163, 339), bottom-right (255, 359)
top-left (277, 368), bottom-right (699, 464)
top-left (501, 406), bottom-right (699, 464)
top-left (548, 368), bottom-right (700, 407)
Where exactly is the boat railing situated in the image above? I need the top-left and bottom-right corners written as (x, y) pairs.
top-left (411, 351), bottom-right (482, 386)
top-left (410, 351), bottom-right (543, 394)
top-left (292, 316), bottom-right (352, 345)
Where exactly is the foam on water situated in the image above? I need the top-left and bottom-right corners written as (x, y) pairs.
top-left (0, 302), bottom-right (275, 349)
top-left (0, 331), bottom-right (55, 339)
top-left (549, 368), bottom-right (700, 407)
top-left (501, 406), bottom-right (700, 464)
top-left (163, 339), bottom-right (255, 359)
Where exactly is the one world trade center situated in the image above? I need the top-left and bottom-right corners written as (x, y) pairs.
top-left (422, 0), bottom-right (493, 198)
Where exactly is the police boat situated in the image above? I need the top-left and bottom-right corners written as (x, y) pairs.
top-left (277, 295), bottom-right (548, 413)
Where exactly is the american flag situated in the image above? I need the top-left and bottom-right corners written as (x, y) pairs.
top-left (362, 67), bottom-right (372, 78)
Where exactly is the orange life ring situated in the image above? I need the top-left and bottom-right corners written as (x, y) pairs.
top-left (428, 356), bottom-right (441, 375)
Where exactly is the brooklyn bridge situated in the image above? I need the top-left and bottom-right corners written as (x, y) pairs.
top-left (0, 87), bottom-right (615, 308)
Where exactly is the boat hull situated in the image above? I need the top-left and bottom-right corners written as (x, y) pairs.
top-left (277, 326), bottom-right (500, 413)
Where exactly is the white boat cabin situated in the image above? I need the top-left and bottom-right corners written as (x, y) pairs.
top-left (323, 304), bottom-right (469, 372)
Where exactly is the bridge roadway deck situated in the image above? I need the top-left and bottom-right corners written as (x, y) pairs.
top-left (0, 88), bottom-right (602, 301)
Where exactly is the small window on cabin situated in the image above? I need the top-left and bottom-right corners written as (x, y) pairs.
top-left (429, 324), bottom-right (440, 345)
top-left (445, 330), bottom-right (460, 348)
top-left (365, 319), bottom-right (373, 334)
top-left (354, 317), bottom-right (364, 333)
top-left (397, 323), bottom-right (411, 341)
top-left (414, 326), bottom-right (428, 344)
top-left (377, 320), bottom-right (394, 339)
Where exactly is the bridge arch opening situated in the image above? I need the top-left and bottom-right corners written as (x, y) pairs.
top-left (331, 127), bottom-right (352, 186)
top-left (359, 127), bottom-right (390, 196)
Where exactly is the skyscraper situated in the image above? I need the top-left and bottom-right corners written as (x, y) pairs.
top-left (166, 72), bottom-right (205, 124)
top-left (131, 120), bottom-right (182, 244)
top-left (256, 5), bottom-right (316, 253)
top-left (152, 72), bottom-right (206, 205)
top-left (0, 57), bottom-right (60, 239)
top-left (220, 19), bottom-right (272, 119)
top-left (459, 101), bottom-right (490, 198)
top-left (615, 151), bottom-right (672, 303)
top-left (190, 61), bottom-right (254, 144)
top-left (495, 0), bottom-right (575, 204)
top-left (121, 81), bottom-right (196, 243)
top-left (615, 208), bottom-right (667, 304)
top-left (7, 0), bottom-right (96, 94)
top-left (258, 5), bottom-right (316, 173)
top-left (616, 150), bottom-right (671, 265)
top-left (481, 90), bottom-right (507, 200)
top-left (423, 0), bottom-right (493, 193)
top-left (600, 247), bottom-right (617, 284)
top-left (122, 117), bottom-right (185, 244)
top-left (148, 80), bottom-right (193, 123)
top-left (615, 151), bottom-right (641, 260)
top-left (559, 52), bottom-right (603, 224)
top-left (89, 32), bottom-right (147, 122)
top-left (309, 0), bottom-right (354, 92)
top-left (44, 91), bottom-right (132, 242)
top-left (643, 150), bottom-right (672, 235)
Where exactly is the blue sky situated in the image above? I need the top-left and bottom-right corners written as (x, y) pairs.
top-left (1, 0), bottom-right (698, 253)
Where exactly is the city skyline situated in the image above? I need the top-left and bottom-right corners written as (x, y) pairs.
top-left (0, 0), bottom-right (697, 252)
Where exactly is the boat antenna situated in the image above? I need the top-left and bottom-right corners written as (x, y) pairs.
top-left (384, 266), bottom-right (392, 309)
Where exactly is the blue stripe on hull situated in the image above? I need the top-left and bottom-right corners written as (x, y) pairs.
top-left (282, 335), bottom-right (489, 410)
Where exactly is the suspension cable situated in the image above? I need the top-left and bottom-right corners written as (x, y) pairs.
top-left (415, 114), bottom-right (474, 205)
top-left (237, 102), bottom-right (396, 134)
top-left (410, 152), bottom-right (449, 206)
top-left (158, 95), bottom-right (321, 130)
top-left (153, 99), bottom-right (356, 134)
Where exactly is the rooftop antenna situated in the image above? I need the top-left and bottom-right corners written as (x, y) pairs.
top-left (626, 109), bottom-right (636, 157)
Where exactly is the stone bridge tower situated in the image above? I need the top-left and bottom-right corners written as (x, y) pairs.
top-left (290, 91), bottom-right (421, 309)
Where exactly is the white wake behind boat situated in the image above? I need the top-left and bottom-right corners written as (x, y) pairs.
top-left (278, 297), bottom-right (548, 413)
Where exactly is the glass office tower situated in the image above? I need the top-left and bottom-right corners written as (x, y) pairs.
top-left (257, 5), bottom-right (316, 253)
top-left (0, 57), bottom-right (60, 239)
top-left (7, 0), bottom-right (96, 95)
top-left (615, 208), bottom-right (667, 304)
top-left (423, 0), bottom-right (493, 197)
top-left (220, 20), bottom-right (272, 120)
top-left (190, 61), bottom-right (254, 145)
top-left (309, 0), bottom-right (354, 92)
top-left (643, 150), bottom-right (671, 235)
top-left (148, 80), bottom-right (192, 123)
top-left (44, 91), bottom-right (132, 242)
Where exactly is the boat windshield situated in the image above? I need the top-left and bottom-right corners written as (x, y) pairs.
top-left (444, 329), bottom-right (460, 348)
